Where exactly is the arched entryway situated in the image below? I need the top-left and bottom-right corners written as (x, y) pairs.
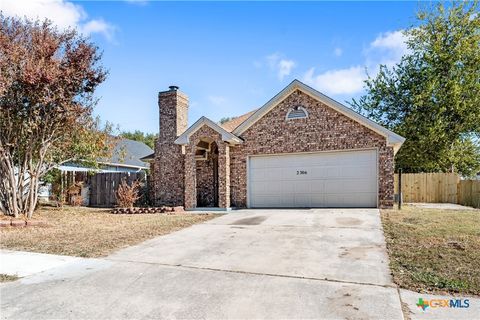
top-left (195, 139), bottom-right (219, 207)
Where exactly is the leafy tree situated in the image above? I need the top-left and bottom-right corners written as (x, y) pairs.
top-left (0, 15), bottom-right (110, 218)
top-left (219, 117), bottom-right (234, 124)
top-left (120, 130), bottom-right (157, 149)
top-left (351, 1), bottom-right (480, 176)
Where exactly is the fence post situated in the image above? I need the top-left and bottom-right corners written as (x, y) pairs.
top-left (398, 169), bottom-right (402, 210)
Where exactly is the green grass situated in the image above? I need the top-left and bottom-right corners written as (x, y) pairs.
top-left (381, 205), bottom-right (480, 296)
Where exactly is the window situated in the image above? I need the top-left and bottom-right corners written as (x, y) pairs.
top-left (286, 106), bottom-right (308, 120)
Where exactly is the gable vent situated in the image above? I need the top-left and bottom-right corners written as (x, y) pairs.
top-left (286, 106), bottom-right (308, 120)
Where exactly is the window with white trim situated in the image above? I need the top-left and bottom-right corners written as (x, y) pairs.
top-left (286, 106), bottom-right (308, 120)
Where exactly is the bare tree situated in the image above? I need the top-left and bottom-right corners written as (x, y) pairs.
top-left (0, 15), bottom-right (110, 218)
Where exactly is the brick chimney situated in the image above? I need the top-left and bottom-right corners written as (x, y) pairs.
top-left (154, 86), bottom-right (189, 206)
top-left (159, 85), bottom-right (189, 141)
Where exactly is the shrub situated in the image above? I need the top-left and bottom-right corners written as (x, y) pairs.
top-left (116, 179), bottom-right (141, 208)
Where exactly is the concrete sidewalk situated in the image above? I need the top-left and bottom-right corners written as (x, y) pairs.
top-left (0, 249), bottom-right (86, 277)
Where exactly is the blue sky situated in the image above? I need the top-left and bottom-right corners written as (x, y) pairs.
top-left (2, 1), bottom-right (423, 134)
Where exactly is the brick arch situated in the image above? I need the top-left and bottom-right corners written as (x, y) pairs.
top-left (196, 141), bottom-right (219, 207)
top-left (184, 125), bottom-right (231, 209)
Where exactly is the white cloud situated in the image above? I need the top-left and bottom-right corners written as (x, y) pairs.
top-left (278, 59), bottom-right (296, 80)
top-left (208, 95), bottom-right (227, 106)
top-left (303, 30), bottom-right (409, 96)
top-left (333, 47), bottom-right (343, 57)
top-left (0, 0), bottom-right (115, 41)
top-left (303, 67), bottom-right (364, 96)
top-left (371, 30), bottom-right (407, 52)
top-left (81, 19), bottom-right (115, 41)
top-left (266, 53), bottom-right (296, 80)
top-left (368, 30), bottom-right (409, 67)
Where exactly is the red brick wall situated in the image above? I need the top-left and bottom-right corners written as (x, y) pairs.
top-left (229, 89), bottom-right (394, 208)
top-left (154, 89), bottom-right (188, 206)
top-left (184, 125), bottom-right (230, 209)
top-left (196, 143), bottom-right (218, 207)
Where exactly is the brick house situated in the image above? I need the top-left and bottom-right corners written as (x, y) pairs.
top-left (153, 80), bottom-right (404, 210)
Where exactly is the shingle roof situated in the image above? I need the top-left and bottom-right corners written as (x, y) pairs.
top-left (220, 109), bottom-right (258, 132)
top-left (99, 139), bottom-right (154, 169)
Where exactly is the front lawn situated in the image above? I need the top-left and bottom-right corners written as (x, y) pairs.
top-left (0, 206), bottom-right (217, 258)
top-left (381, 205), bottom-right (480, 296)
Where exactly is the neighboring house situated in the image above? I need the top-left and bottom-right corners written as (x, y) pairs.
top-left (60, 139), bottom-right (153, 173)
top-left (39, 139), bottom-right (153, 203)
top-left (153, 80), bottom-right (405, 210)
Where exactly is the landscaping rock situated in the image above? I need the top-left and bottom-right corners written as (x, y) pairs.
top-left (0, 220), bottom-right (11, 227)
top-left (173, 206), bottom-right (184, 212)
top-left (10, 220), bottom-right (26, 227)
top-left (110, 207), bottom-right (180, 214)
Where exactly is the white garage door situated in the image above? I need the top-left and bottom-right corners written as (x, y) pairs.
top-left (248, 149), bottom-right (377, 208)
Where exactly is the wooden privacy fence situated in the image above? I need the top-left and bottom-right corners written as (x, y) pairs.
top-left (458, 180), bottom-right (480, 208)
top-left (89, 172), bottom-right (146, 207)
top-left (394, 172), bottom-right (480, 208)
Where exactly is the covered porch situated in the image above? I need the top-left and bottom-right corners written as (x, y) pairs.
top-left (174, 117), bottom-right (242, 210)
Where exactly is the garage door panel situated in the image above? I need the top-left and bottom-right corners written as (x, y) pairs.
top-left (342, 166), bottom-right (372, 178)
top-left (310, 180), bottom-right (326, 193)
top-left (249, 150), bottom-right (377, 208)
top-left (281, 182), bottom-right (295, 193)
top-left (311, 195), bottom-right (326, 207)
top-left (250, 157), bottom-right (265, 169)
top-left (280, 194), bottom-right (294, 207)
top-left (294, 194), bottom-right (311, 207)
top-left (250, 168), bottom-right (266, 181)
top-left (265, 168), bottom-right (283, 180)
top-left (254, 195), bottom-right (284, 207)
top-left (321, 153), bottom-right (340, 165)
top-left (324, 194), bottom-right (344, 207)
top-left (323, 167), bottom-right (341, 179)
top-left (283, 169), bottom-right (309, 180)
top-left (326, 180), bottom-right (343, 193)
top-left (293, 181), bottom-right (311, 193)
top-left (342, 193), bottom-right (376, 207)
top-left (307, 167), bottom-right (324, 179)
top-left (250, 181), bottom-right (266, 194)
top-left (343, 179), bottom-right (372, 192)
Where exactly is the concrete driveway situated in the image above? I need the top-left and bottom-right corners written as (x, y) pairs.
top-left (1, 209), bottom-right (404, 319)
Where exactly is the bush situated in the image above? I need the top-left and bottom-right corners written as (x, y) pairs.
top-left (115, 179), bottom-right (141, 208)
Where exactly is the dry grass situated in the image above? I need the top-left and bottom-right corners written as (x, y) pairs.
top-left (381, 205), bottom-right (480, 296)
top-left (0, 206), bottom-right (217, 258)
top-left (0, 274), bottom-right (19, 282)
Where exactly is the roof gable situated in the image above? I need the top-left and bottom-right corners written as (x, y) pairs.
top-left (232, 79), bottom-right (405, 152)
top-left (174, 116), bottom-right (243, 145)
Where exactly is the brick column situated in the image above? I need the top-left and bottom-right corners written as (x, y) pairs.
top-left (184, 144), bottom-right (196, 209)
top-left (218, 143), bottom-right (231, 208)
top-left (379, 146), bottom-right (395, 208)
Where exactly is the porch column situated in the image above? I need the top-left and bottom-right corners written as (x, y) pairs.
top-left (184, 143), bottom-right (196, 209)
top-left (218, 143), bottom-right (231, 208)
